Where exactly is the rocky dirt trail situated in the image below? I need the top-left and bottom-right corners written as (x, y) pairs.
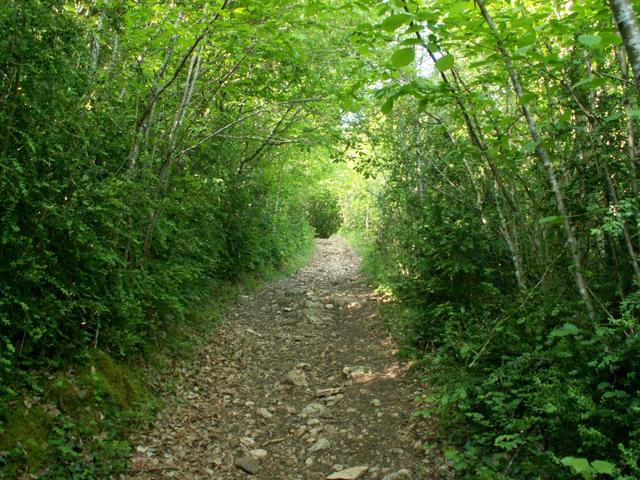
top-left (129, 238), bottom-right (437, 480)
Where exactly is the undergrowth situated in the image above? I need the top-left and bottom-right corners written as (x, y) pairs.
top-left (0, 238), bottom-right (315, 479)
top-left (343, 228), bottom-right (640, 480)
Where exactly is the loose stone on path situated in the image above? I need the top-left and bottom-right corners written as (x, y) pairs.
top-left (326, 465), bottom-right (369, 479)
top-left (234, 456), bottom-right (260, 475)
top-left (285, 369), bottom-right (308, 387)
top-left (128, 238), bottom-right (435, 479)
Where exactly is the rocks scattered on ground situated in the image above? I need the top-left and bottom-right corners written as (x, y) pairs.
top-left (309, 437), bottom-right (331, 452)
top-left (240, 437), bottom-right (256, 448)
top-left (248, 449), bottom-right (268, 460)
top-left (381, 469), bottom-right (412, 480)
top-left (285, 369), bottom-right (308, 387)
top-left (342, 365), bottom-right (372, 380)
top-left (128, 238), bottom-right (436, 479)
top-left (299, 402), bottom-right (326, 418)
top-left (256, 407), bottom-right (273, 418)
top-left (234, 455), bottom-right (260, 474)
top-left (316, 387), bottom-right (343, 397)
top-left (326, 465), bottom-right (370, 479)
top-left (325, 393), bottom-right (344, 407)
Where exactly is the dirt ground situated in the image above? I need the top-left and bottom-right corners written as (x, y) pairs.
top-left (129, 238), bottom-right (439, 480)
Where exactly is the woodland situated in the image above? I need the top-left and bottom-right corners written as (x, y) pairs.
top-left (1, 0), bottom-right (640, 478)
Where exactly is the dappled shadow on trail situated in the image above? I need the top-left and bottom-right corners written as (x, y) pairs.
top-left (129, 238), bottom-right (438, 480)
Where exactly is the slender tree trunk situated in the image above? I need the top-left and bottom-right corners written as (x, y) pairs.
top-left (110, 34), bottom-right (120, 72)
top-left (1, 64), bottom-right (20, 158)
top-left (476, 0), bottom-right (595, 318)
top-left (601, 159), bottom-right (640, 282)
top-left (90, 13), bottom-right (104, 72)
top-left (425, 46), bottom-right (519, 215)
top-left (492, 182), bottom-right (527, 290)
top-left (609, 0), bottom-right (640, 87)
top-left (128, 0), bottom-right (232, 173)
top-left (615, 46), bottom-right (639, 195)
top-left (128, 14), bottom-right (183, 173)
top-left (426, 15), bottom-right (535, 290)
top-left (413, 124), bottom-right (427, 208)
top-left (124, 15), bottom-right (183, 265)
top-left (142, 51), bottom-right (202, 259)
top-left (583, 55), bottom-right (640, 283)
top-left (2, 13), bottom-right (21, 158)
top-left (401, 0), bottom-right (520, 216)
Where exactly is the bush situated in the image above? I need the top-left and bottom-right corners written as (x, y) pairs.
top-left (308, 193), bottom-right (342, 238)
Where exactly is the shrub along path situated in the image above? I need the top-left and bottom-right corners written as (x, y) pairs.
top-left (129, 237), bottom-right (439, 479)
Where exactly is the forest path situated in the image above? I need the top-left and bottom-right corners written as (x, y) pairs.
top-left (129, 237), bottom-right (436, 480)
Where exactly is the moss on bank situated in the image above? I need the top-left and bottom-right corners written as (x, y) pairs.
top-left (0, 238), bottom-right (315, 478)
top-left (0, 349), bottom-right (155, 478)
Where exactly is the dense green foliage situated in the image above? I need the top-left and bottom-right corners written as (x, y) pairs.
top-left (0, 0), bottom-right (350, 376)
top-left (0, 0), bottom-right (358, 475)
top-left (308, 192), bottom-right (342, 238)
top-left (342, 0), bottom-right (640, 478)
top-left (2, 0), bottom-right (640, 478)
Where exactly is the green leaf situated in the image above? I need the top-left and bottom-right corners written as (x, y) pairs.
top-left (602, 390), bottom-right (627, 399)
top-left (450, 1), bottom-right (472, 13)
top-left (591, 460), bottom-right (615, 475)
top-left (494, 434), bottom-right (522, 451)
top-left (380, 14), bottom-right (412, 32)
top-left (598, 32), bottom-right (622, 47)
top-left (391, 48), bottom-right (415, 68)
top-left (519, 92), bottom-right (537, 105)
top-left (435, 54), bottom-right (454, 71)
top-left (550, 323), bottom-right (581, 338)
top-left (416, 11), bottom-right (439, 22)
top-left (604, 112), bottom-right (623, 123)
top-left (573, 77), bottom-right (607, 90)
top-left (538, 215), bottom-right (562, 224)
top-left (578, 34), bottom-right (602, 47)
top-left (628, 109), bottom-right (640, 120)
top-left (588, 77), bottom-right (607, 89)
top-left (405, 24), bottom-right (423, 34)
top-left (561, 457), bottom-right (592, 479)
top-left (381, 97), bottom-right (395, 115)
top-left (558, 111), bottom-right (572, 122)
top-left (401, 38), bottom-right (424, 46)
top-left (515, 44), bottom-right (535, 55)
top-left (517, 32), bottom-right (537, 47)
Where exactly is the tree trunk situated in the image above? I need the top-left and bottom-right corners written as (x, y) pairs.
top-left (128, 14), bottom-right (183, 173)
top-left (1, 64), bottom-right (20, 158)
top-left (475, 0), bottom-right (595, 319)
top-left (583, 54), bottom-right (640, 284)
top-left (614, 46), bottom-right (639, 195)
top-left (90, 13), bottom-right (104, 72)
top-left (401, 0), bottom-right (519, 216)
top-left (609, 0), bottom-right (640, 87)
top-left (142, 51), bottom-right (202, 259)
top-left (492, 182), bottom-right (527, 290)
